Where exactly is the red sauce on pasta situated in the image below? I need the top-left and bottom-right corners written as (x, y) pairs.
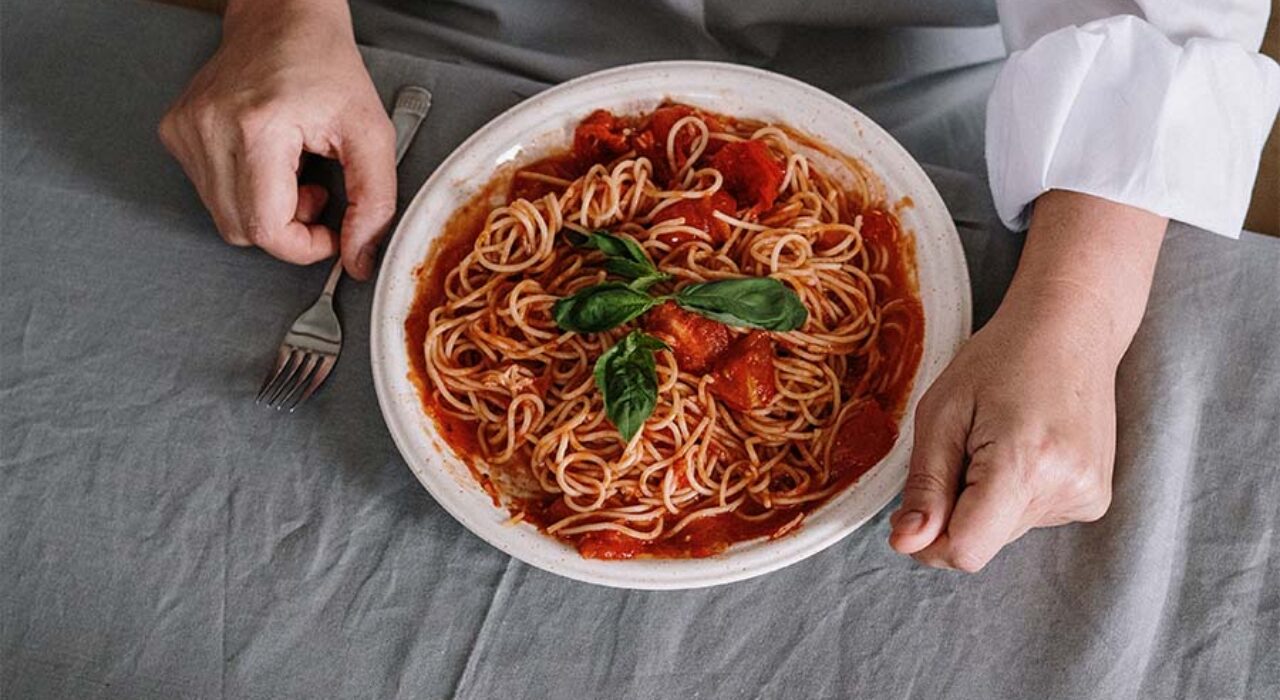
top-left (405, 104), bottom-right (924, 559)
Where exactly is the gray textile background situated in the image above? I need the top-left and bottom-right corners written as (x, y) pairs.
top-left (2, 1), bottom-right (1278, 698)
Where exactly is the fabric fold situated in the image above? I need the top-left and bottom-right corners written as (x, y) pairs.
top-left (985, 14), bottom-right (1280, 236)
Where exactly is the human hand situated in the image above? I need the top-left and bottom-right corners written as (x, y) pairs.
top-left (889, 190), bottom-right (1167, 571)
top-left (158, 0), bottom-right (395, 279)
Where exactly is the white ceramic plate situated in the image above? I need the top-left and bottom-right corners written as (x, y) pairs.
top-left (371, 61), bottom-right (970, 590)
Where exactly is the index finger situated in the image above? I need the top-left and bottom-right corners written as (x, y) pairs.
top-left (335, 112), bottom-right (397, 280)
top-left (912, 459), bottom-right (1032, 573)
top-left (237, 132), bottom-right (339, 265)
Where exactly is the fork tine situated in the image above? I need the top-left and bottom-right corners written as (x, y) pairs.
top-left (264, 349), bottom-right (306, 407)
top-left (256, 346), bottom-right (293, 403)
top-left (273, 352), bottom-right (320, 410)
top-left (287, 354), bottom-right (337, 412)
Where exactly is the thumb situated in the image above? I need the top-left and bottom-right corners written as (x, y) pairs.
top-left (889, 389), bottom-right (970, 555)
top-left (335, 112), bottom-right (397, 280)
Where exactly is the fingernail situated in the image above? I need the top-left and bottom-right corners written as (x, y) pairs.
top-left (357, 245), bottom-right (377, 278)
top-left (893, 510), bottom-right (926, 535)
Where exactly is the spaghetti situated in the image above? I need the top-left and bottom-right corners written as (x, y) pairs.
top-left (407, 104), bottom-right (924, 559)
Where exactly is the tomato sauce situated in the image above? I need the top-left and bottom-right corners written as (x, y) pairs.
top-left (404, 104), bottom-right (925, 559)
top-left (403, 175), bottom-right (504, 500)
top-left (521, 498), bottom-right (817, 559)
top-left (652, 190), bottom-right (737, 246)
top-left (859, 209), bottom-right (925, 410)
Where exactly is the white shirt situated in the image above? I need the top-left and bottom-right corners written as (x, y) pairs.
top-left (987, 0), bottom-right (1280, 237)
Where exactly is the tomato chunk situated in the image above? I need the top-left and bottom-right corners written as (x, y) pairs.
top-left (643, 302), bottom-right (732, 373)
top-left (708, 331), bottom-right (778, 411)
top-left (653, 190), bottom-right (738, 246)
top-left (709, 139), bottom-right (785, 212)
top-left (573, 109), bottom-right (630, 167)
top-left (827, 400), bottom-right (898, 481)
top-left (632, 105), bottom-right (725, 183)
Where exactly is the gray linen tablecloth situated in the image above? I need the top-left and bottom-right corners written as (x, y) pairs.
top-left (3, 1), bottom-right (1278, 698)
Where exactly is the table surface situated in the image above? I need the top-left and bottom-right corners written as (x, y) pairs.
top-left (3, 2), bottom-right (1279, 698)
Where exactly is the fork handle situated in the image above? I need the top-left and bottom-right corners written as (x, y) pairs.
top-left (321, 85), bottom-right (433, 295)
top-left (392, 86), bottom-right (432, 164)
top-left (321, 257), bottom-right (344, 298)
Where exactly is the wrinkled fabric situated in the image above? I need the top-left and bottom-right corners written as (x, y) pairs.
top-left (2, 1), bottom-right (1278, 699)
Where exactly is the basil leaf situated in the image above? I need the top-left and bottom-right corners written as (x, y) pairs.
top-left (625, 271), bottom-right (669, 292)
top-left (594, 331), bottom-right (669, 442)
top-left (567, 230), bottom-right (670, 288)
top-left (605, 259), bottom-right (667, 288)
top-left (674, 278), bottom-right (809, 331)
top-left (552, 282), bottom-right (660, 333)
top-left (568, 229), bottom-right (649, 265)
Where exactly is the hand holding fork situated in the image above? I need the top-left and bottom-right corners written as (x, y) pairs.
top-left (256, 86), bottom-right (432, 410)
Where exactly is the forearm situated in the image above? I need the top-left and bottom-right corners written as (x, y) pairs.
top-left (999, 190), bottom-right (1168, 367)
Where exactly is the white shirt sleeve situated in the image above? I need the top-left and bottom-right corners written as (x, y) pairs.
top-left (986, 0), bottom-right (1280, 237)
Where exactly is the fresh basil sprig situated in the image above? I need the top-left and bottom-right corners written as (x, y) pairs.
top-left (673, 278), bottom-right (809, 331)
top-left (553, 231), bottom-right (808, 442)
top-left (593, 330), bottom-right (669, 442)
top-left (552, 282), bottom-right (661, 333)
top-left (553, 277), bottom-right (807, 334)
top-left (566, 230), bottom-right (670, 290)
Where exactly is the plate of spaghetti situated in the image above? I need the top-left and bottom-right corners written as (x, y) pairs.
top-left (372, 61), bottom-right (970, 589)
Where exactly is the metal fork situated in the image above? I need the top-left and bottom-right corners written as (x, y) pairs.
top-left (256, 85), bottom-right (432, 411)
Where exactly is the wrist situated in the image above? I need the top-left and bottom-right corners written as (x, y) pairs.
top-left (998, 190), bottom-right (1167, 366)
top-left (995, 281), bottom-right (1132, 368)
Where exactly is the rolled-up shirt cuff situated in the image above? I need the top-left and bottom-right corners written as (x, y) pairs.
top-left (985, 14), bottom-right (1280, 237)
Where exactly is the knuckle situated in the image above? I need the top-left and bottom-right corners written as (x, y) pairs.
top-left (903, 470), bottom-right (950, 498)
top-left (944, 525), bottom-right (995, 573)
top-left (947, 545), bottom-right (989, 574)
top-left (1076, 498), bottom-right (1111, 523)
top-left (242, 220), bottom-right (273, 247)
top-left (1072, 475), bottom-right (1112, 522)
top-left (233, 104), bottom-right (278, 144)
top-left (188, 98), bottom-right (222, 137)
top-left (911, 553), bottom-right (951, 571)
top-left (1060, 464), bottom-right (1098, 501)
top-left (157, 113), bottom-right (177, 148)
top-left (914, 388), bottom-right (944, 424)
top-left (201, 207), bottom-right (245, 247)
top-left (1053, 444), bottom-right (1108, 500)
top-left (216, 223), bottom-right (251, 247)
top-left (1012, 432), bottom-right (1071, 485)
top-left (1011, 430), bottom-right (1112, 524)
